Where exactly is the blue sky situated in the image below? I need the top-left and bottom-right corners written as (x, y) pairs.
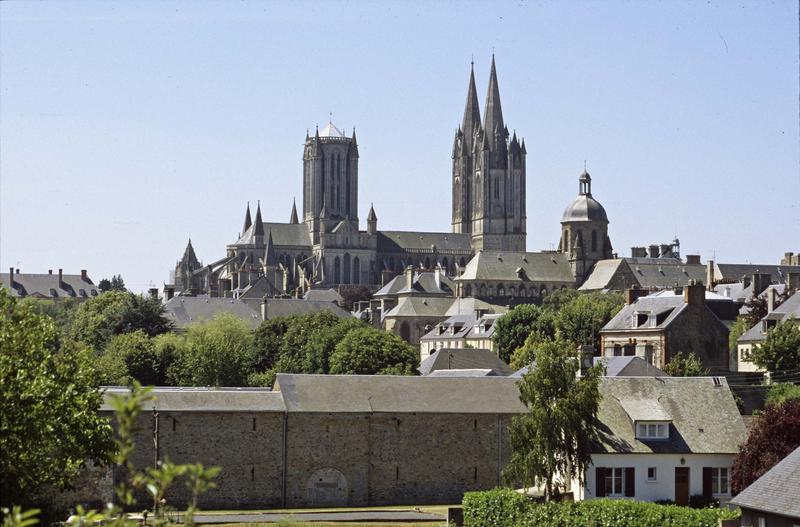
top-left (1, 1), bottom-right (798, 292)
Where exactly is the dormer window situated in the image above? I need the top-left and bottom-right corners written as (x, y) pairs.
top-left (634, 312), bottom-right (649, 328)
top-left (636, 421), bottom-right (669, 440)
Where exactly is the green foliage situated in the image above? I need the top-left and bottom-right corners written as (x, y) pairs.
top-left (766, 382), bottom-right (800, 406)
top-left (329, 327), bottom-right (418, 375)
top-left (98, 275), bottom-right (126, 293)
top-left (541, 288), bottom-right (581, 311)
top-left (18, 297), bottom-right (80, 336)
top-left (98, 330), bottom-right (160, 385)
top-left (751, 318), bottom-right (800, 373)
top-left (169, 314), bottom-right (256, 386)
top-left (509, 331), bottom-right (549, 370)
top-left (462, 491), bottom-right (739, 527)
top-left (493, 304), bottom-right (555, 363)
top-left (503, 339), bottom-right (602, 500)
top-left (663, 352), bottom-right (710, 377)
top-left (1, 507), bottom-right (39, 527)
top-left (253, 317), bottom-right (290, 371)
top-left (554, 292), bottom-right (624, 349)
top-left (729, 316), bottom-right (752, 352)
top-left (338, 286), bottom-right (373, 311)
top-left (247, 370), bottom-right (277, 388)
top-left (71, 291), bottom-right (171, 352)
top-left (275, 311), bottom-right (342, 373)
top-left (0, 290), bottom-right (114, 507)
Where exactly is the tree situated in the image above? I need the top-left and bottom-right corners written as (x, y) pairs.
top-left (97, 330), bottom-right (165, 386)
top-left (541, 288), bottom-right (581, 311)
top-left (743, 289), bottom-right (790, 327)
top-left (751, 319), bottom-right (800, 373)
top-left (19, 297), bottom-right (80, 336)
top-left (303, 317), bottom-right (366, 373)
top-left (274, 311), bottom-right (342, 373)
top-left (338, 286), bottom-right (373, 311)
top-left (729, 316), bottom-right (752, 352)
top-left (555, 292), bottom-right (624, 349)
top-left (168, 314), bottom-right (256, 386)
top-left (0, 290), bottom-right (113, 507)
top-left (663, 352), bottom-right (710, 377)
top-left (329, 327), bottom-right (418, 375)
top-left (503, 338), bottom-right (603, 500)
top-left (731, 399), bottom-right (800, 494)
top-left (71, 291), bottom-right (172, 352)
top-left (98, 275), bottom-right (126, 293)
top-left (253, 317), bottom-right (290, 371)
top-left (493, 304), bottom-right (556, 363)
top-left (765, 383), bottom-right (800, 407)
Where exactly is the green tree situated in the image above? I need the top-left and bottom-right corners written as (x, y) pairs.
top-left (751, 319), bottom-right (800, 373)
top-left (71, 291), bottom-right (171, 352)
top-left (729, 316), bottom-right (752, 352)
top-left (0, 290), bottom-right (113, 507)
top-left (303, 317), bottom-right (365, 373)
top-left (493, 304), bottom-right (556, 363)
top-left (555, 292), bottom-right (623, 349)
top-left (541, 288), bottom-right (581, 311)
top-left (97, 275), bottom-right (126, 293)
top-left (765, 383), bottom-right (800, 407)
top-left (169, 314), bottom-right (256, 386)
top-left (275, 311), bottom-right (342, 373)
top-left (329, 327), bottom-right (418, 375)
top-left (509, 331), bottom-right (550, 370)
top-left (19, 297), bottom-right (80, 336)
top-left (253, 317), bottom-right (290, 371)
top-left (503, 338), bottom-right (602, 500)
top-left (663, 352), bottom-right (709, 377)
top-left (98, 330), bottom-right (163, 386)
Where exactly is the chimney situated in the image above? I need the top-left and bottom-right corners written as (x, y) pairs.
top-left (261, 298), bottom-right (268, 320)
top-left (685, 255), bottom-right (701, 265)
top-left (48, 269), bottom-right (53, 275)
top-left (434, 265), bottom-right (442, 291)
top-left (659, 244), bottom-right (671, 258)
top-left (631, 247), bottom-right (647, 258)
top-left (405, 266), bottom-right (414, 290)
top-left (625, 286), bottom-right (648, 305)
top-left (648, 245), bottom-right (660, 258)
top-left (752, 273), bottom-right (771, 297)
top-left (381, 269), bottom-right (393, 287)
top-left (788, 273), bottom-right (800, 293)
top-left (80, 269), bottom-right (88, 282)
top-left (15, 269), bottom-right (19, 274)
top-left (58, 269), bottom-right (64, 289)
top-left (148, 288), bottom-right (159, 300)
top-left (683, 279), bottom-right (705, 306)
top-left (767, 287), bottom-right (777, 313)
top-left (706, 260), bottom-right (715, 289)
top-left (8, 267), bottom-right (14, 289)
top-left (164, 285), bottom-right (175, 300)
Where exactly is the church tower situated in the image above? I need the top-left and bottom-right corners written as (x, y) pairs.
top-left (452, 57), bottom-right (526, 252)
top-left (303, 121), bottom-right (359, 243)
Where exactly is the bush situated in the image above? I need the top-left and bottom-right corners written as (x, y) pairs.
top-left (462, 490), bottom-right (739, 527)
top-left (766, 382), bottom-right (800, 406)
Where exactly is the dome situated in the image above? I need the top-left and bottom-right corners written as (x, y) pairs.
top-left (561, 194), bottom-right (609, 223)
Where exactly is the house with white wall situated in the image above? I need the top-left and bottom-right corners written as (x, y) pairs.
top-left (571, 376), bottom-right (746, 504)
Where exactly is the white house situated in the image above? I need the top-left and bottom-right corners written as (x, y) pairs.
top-left (571, 376), bottom-right (747, 504)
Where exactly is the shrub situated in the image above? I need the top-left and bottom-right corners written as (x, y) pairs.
top-left (462, 491), bottom-right (739, 527)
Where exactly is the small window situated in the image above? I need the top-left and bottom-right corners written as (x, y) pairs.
top-left (636, 422), bottom-right (669, 439)
top-left (711, 467), bottom-right (729, 495)
top-left (604, 467), bottom-right (624, 496)
top-left (252, 417), bottom-right (257, 431)
top-left (613, 344), bottom-right (622, 357)
top-left (647, 467), bottom-right (657, 481)
top-left (757, 517), bottom-right (765, 527)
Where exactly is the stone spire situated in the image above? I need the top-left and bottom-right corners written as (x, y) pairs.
top-left (483, 55), bottom-right (505, 147)
top-left (462, 61), bottom-right (482, 147)
top-left (290, 199), bottom-right (299, 224)
top-left (253, 201), bottom-right (264, 239)
top-left (367, 203), bottom-right (377, 235)
top-left (242, 202), bottom-right (252, 233)
top-left (264, 230), bottom-right (277, 266)
top-left (181, 238), bottom-right (199, 266)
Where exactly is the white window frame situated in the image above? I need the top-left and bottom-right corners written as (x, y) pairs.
top-left (636, 421), bottom-right (669, 440)
top-left (711, 467), bottom-right (729, 495)
top-left (604, 467), bottom-right (624, 496)
top-left (647, 467), bottom-right (657, 482)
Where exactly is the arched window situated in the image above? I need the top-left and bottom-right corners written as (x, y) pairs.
top-left (465, 284), bottom-right (472, 297)
top-left (488, 285), bottom-right (495, 296)
top-left (479, 284), bottom-right (487, 297)
top-left (352, 257), bottom-right (360, 284)
top-left (343, 253), bottom-right (351, 285)
top-left (540, 285), bottom-right (547, 296)
top-left (519, 286), bottom-right (526, 297)
top-left (442, 257), bottom-right (449, 274)
top-left (399, 322), bottom-right (411, 342)
top-left (334, 257), bottom-right (341, 284)
top-left (509, 286), bottom-right (516, 297)
top-left (497, 284), bottom-right (505, 297)
top-left (425, 257), bottom-right (431, 269)
top-left (591, 230), bottom-right (598, 252)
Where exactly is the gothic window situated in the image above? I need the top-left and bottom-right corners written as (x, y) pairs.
top-left (488, 285), bottom-right (494, 296)
top-left (465, 284), bottom-right (472, 297)
top-left (334, 257), bottom-right (341, 284)
top-left (479, 284), bottom-right (487, 297)
top-left (442, 258), bottom-right (449, 274)
top-left (592, 230), bottom-right (598, 252)
top-left (497, 284), bottom-right (505, 297)
top-left (519, 286), bottom-right (526, 297)
top-left (494, 178), bottom-right (499, 199)
top-left (343, 253), bottom-right (351, 285)
top-left (425, 257), bottom-right (431, 269)
top-left (352, 257), bottom-right (360, 284)
top-left (399, 322), bottom-right (411, 342)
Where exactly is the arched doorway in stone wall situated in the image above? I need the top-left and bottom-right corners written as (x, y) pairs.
top-left (307, 468), bottom-right (348, 506)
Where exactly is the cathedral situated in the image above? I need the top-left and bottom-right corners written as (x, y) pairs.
top-left (169, 57), bottom-right (612, 300)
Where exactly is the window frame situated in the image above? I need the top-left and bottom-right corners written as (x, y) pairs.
top-left (646, 467), bottom-right (657, 482)
top-left (636, 421), bottom-right (669, 440)
top-left (604, 467), bottom-right (624, 496)
top-left (711, 467), bottom-right (729, 495)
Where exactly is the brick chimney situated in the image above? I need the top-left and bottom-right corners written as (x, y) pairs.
top-left (648, 245), bottom-right (660, 258)
top-left (631, 247), bottom-right (647, 258)
top-left (58, 269), bottom-right (65, 290)
top-left (767, 287), bottom-right (777, 313)
top-left (8, 267), bottom-right (14, 289)
top-left (752, 273), bottom-right (771, 297)
top-left (706, 260), bottom-right (715, 289)
top-left (625, 286), bottom-right (648, 305)
top-left (80, 269), bottom-right (88, 282)
top-left (685, 255), bottom-right (701, 265)
top-left (164, 285), bottom-right (175, 300)
top-left (683, 279), bottom-right (705, 306)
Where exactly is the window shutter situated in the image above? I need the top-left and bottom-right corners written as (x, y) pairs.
top-left (702, 467), bottom-right (712, 498)
top-left (596, 467), bottom-right (606, 497)
top-left (624, 467), bottom-right (635, 497)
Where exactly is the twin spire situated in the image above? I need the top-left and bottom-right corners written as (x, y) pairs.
top-left (459, 56), bottom-right (506, 148)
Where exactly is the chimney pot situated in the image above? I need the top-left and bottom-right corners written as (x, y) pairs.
top-left (81, 269), bottom-right (88, 281)
top-left (48, 269), bottom-right (52, 275)
top-left (788, 273), bottom-right (800, 293)
top-left (648, 245), bottom-right (660, 258)
top-left (8, 267), bottom-right (14, 288)
top-left (686, 255), bottom-right (701, 265)
top-left (752, 273), bottom-right (771, 297)
top-left (625, 286), bottom-right (648, 305)
top-left (767, 287), bottom-right (777, 313)
top-left (683, 280), bottom-right (705, 306)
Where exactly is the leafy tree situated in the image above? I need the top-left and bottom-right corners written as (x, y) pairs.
top-left (555, 292), bottom-right (623, 349)
top-left (509, 331), bottom-right (550, 370)
top-left (275, 311), bottom-right (342, 373)
top-left (19, 297), bottom-right (80, 336)
top-left (731, 399), bottom-right (800, 494)
top-left (338, 286), bottom-right (373, 311)
top-left (743, 289), bottom-right (790, 327)
top-left (303, 317), bottom-right (366, 373)
top-left (98, 330), bottom-right (163, 386)
top-left (751, 319), bottom-right (800, 373)
top-left (71, 291), bottom-right (171, 352)
top-left (663, 352), bottom-right (709, 377)
top-left (253, 317), bottom-right (290, 371)
top-left (169, 314), bottom-right (256, 386)
top-left (493, 304), bottom-right (556, 363)
top-left (329, 327), bottom-right (418, 375)
top-left (541, 288), bottom-right (581, 311)
top-left (98, 275), bottom-right (126, 293)
top-left (0, 290), bottom-right (113, 507)
top-left (765, 383), bottom-right (800, 407)
top-left (729, 316), bottom-right (752, 352)
top-left (97, 278), bottom-right (112, 293)
top-left (503, 338), bottom-right (603, 500)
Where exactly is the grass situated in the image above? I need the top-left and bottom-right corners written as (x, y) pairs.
top-left (198, 505), bottom-right (453, 515)
top-left (207, 523), bottom-right (441, 527)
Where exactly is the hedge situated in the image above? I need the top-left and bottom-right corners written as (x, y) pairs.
top-left (462, 489), bottom-right (740, 527)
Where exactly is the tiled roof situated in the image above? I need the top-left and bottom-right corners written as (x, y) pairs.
top-left (738, 291), bottom-right (800, 344)
top-left (377, 231), bottom-right (472, 253)
top-left (164, 295), bottom-right (262, 329)
top-left (601, 296), bottom-right (687, 331)
top-left (383, 297), bottom-right (454, 318)
top-left (261, 298), bottom-right (351, 320)
top-left (714, 262), bottom-right (800, 285)
top-left (458, 251), bottom-right (575, 283)
top-left (730, 446), bottom-right (800, 519)
top-left (233, 223), bottom-right (311, 247)
top-left (100, 386), bottom-right (285, 412)
top-left (0, 272), bottom-right (99, 299)
top-left (418, 347), bottom-right (512, 376)
top-left (593, 356), bottom-right (668, 377)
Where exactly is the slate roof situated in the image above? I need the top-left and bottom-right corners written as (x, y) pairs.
top-left (419, 312), bottom-right (502, 342)
top-left (713, 262), bottom-right (800, 285)
top-left (445, 298), bottom-right (506, 316)
top-left (579, 260), bottom-right (627, 291)
top-left (233, 222), bottom-right (311, 247)
top-left (730, 446), bottom-right (800, 519)
top-left (303, 288), bottom-right (344, 304)
top-left (580, 258), bottom-right (706, 291)
top-left (738, 291), bottom-right (800, 344)
top-left (377, 231), bottom-right (472, 253)
top-left (561, 193), bottom-right (608, 223)
top-left (374, 271), bottom-right (454, 298)
top-left (0, 272), bottom-right (99, 299)
top-left (418, 347), bottom-right (512, 376)
top-left (592, 377), bottom-right (746, 454)
top-left (100, 387), bottom-right (285, 412)
top-left (273, 374), bottom-right (527, 414)
top-left (261, 298), bottom-right (352, 320)
top-left (428, 369), bottom-right (501, 377)
top-left (383, 296), bottom-right (455, 318)
top-left (164, 295), bottom-right (262, 329)
top-left (458, 251), bottom-right (575, 283)
top-left (593, 356), bottom-right (668, 377)
top-left (601, 296), bottom-right (687, 332)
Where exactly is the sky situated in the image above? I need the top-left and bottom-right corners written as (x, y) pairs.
top-left (1, 1), bottom-right (798, 293)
